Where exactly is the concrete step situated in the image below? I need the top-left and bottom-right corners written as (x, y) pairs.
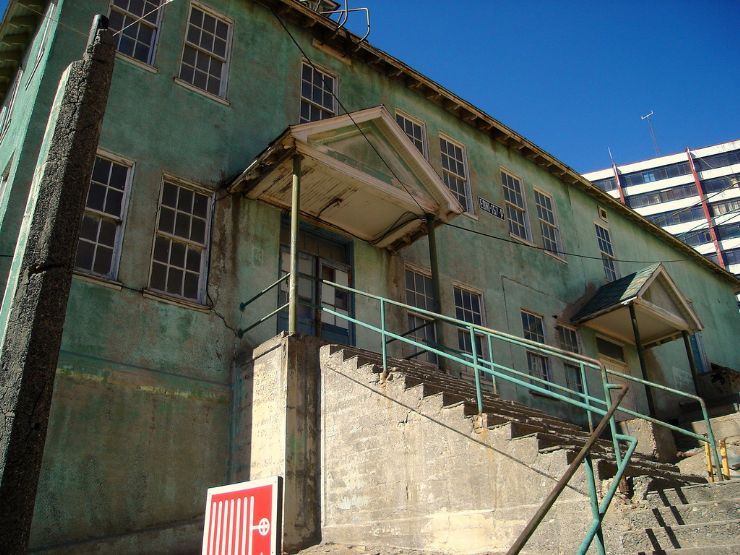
top-left (620, 519), bottom-right (740, 552)
top-left (629, 498), bottom-right (740, 528)
top-left (635, 545), bottom-right (740, 555)
top-left (645, 480), bottom-right (740, 506)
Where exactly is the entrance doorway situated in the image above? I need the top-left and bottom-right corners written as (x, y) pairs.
top-left (277, 224), bottom-right (353, 345)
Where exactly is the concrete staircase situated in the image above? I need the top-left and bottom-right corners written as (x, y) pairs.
top-left (318, 344), bottom-right (730, 554)
top-left (616, 480), bottom-right (740, 554)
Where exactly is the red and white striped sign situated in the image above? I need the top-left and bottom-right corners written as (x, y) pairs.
top-left (202, 477), bottom-right (282, 555)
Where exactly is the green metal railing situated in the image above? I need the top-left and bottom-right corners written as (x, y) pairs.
top-left (236, 273), bottom-right (290, 338)
top-left (237, 277), bottom-right (723, 553)
top-left (315, 280), bottom-right (723, 554)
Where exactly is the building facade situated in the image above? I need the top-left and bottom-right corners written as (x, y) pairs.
top-left (582, 140), bottom-right (740, 281)
top-left (0, 0), bottom-right (738, 552)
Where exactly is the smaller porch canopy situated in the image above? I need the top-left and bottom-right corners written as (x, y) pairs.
top-left (572, 264), bottom-right (703, 348)
top-left (229, 106), bottom-right (464, 250)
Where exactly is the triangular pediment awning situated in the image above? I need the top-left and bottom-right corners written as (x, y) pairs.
top-left (572, 264), bottom-right (703, 348)
top-left (229, 106), bottom-right (463, 250)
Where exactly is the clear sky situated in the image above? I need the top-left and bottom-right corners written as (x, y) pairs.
top-left (2, 0), bottom-right (738, 173)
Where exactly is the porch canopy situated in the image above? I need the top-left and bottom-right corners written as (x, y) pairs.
top-left (572, 264), bottom-right (702, 348)
top-left (228, 106), bottom-right (463, 250)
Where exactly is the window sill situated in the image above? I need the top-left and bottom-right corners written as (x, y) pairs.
top-left (115, 52), bottom-right (159, 74)
top-left (173, 78), bottom-right (230, 106)
top-left (462, 210), bottom-right (479, 221)
top-left (544, 250), bottom-right (567, 264)
top-left (508, 233), bottom-right (535, 247)
top-left (143, 289), bottom-right (212, 312)
top-left (72, 271), bottom-right (123, 291)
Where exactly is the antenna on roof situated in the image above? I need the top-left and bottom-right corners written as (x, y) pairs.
top-left (640, 110), bottom-right (661, 156)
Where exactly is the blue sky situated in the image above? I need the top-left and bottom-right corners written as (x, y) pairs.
top-left (2, 0), bottom-right (738, 172)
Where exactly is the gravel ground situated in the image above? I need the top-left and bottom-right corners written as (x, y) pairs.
top-left (293, 543), bottom-right (450, 555)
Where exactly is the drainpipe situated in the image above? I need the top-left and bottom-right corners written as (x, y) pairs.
top-left (288, 154), bottom-right (302, 334)
top-left (682, 330), bottom-right (701, 394)
top-left (686, 148), bottom-right (725, 268)
top-left (629, 303), bottom-right (657, 417)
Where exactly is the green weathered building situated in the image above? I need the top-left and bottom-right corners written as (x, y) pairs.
top-left (0, 1), bottom-right (738, 553)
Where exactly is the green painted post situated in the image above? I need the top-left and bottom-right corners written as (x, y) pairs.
top-left (426, 214), bottom-right (444, 365)
top-left (581, 362), bottom-right (594, 432)
top-left (470, 326), bottom-right (482, 412)
top-left (583, 455), bottom-right (606, 555)
top-left (380, 298), bottom-right (387, 372)
top-left (288, 154), bottom-right (301, 334)
top-left (487, 335), bottom-right (497, 395)
top-left (629, 303), bottom-right (656, 417)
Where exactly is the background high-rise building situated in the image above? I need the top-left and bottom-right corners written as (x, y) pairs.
top-left (583, 140), bottom-right (740, 280)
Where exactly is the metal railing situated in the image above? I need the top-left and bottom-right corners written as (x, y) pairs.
top-left (315, 280), bottom-right (723, 554)
top-left (237, 277), bottom-right (723, 553)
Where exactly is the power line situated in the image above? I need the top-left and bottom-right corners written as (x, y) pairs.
top-left (444, 223), bottom-right (689, 264)
top-left (112, 0), bottom-right (175, 38)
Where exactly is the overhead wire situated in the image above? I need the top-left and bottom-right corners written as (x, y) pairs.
top-left (264, 4), bottom-right (704, 267)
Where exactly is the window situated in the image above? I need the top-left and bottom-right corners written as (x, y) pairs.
top-left (502, 171), bottom-right (530, 241)
top-left (694, 149), bottom-right (740, 172)
top-left (0, 68), bottom-right (23, 141)
top-left (179, 5), bottom-right (231, 97)
top-left (627, 184), bottom-right (697, 209)
top-left (396, 112), bottom-right (427, 157)
top-left (440, 137), bottom-right (472, 213)
top-left (405, 268), bottom-right (437, 364)
top-left (702, 173), bottom-right (740, 194)
top-left (149, 180), bottom-right (212, 302)
top-left (711, 198), bottom-right (740, 217)
top-left (724, 247), bottom-right (740, 265)
top-left (621, 161), bottom-right (691, 187)
top-left (300, 62), bottom-right (336, 123)
top-left (75, 154), bottom-right (132, 279)
top-left (592, 177), bottom-right (617, 192)
top-left (646, 206), bottom-right (705, 227)
top-left (595, 224), bottom-right (618, 281)
top-left (596, 337), bottom-right (625, 362)
top-left (534, 190), bottom-right (562, 257)
top-left (27, 1), bottom-right (56, 85)
top-left (454, 285), bottom-right (485, 355)
top-left (557, 325), bottom-right (583, 396)
top-left (522, 310), bottom-right (551, 389)
top-left (108, 0), bottom-right (162, 65)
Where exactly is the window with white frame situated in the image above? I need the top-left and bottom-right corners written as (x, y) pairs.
top-left (179, 4), bottom-right (231, 97)
top-left (535, 190), bottom-right (562, 257)
top-left (595, 223), bottom-right (618, 281)
top-left (454, 285), bottom-right (485, 355)
top-left (149, 180), bottom-right (212, 302)
top-left (108, 0), bottom-right (162, 65)
top-left (557, 325), bottom-right (583, 396)
top-left (75, 154), bottom-right (132, 279)
top-left (0, 68), bottom-right (23, 141)
top-left (521, 310), bottom-right (552, 389)
top-left (300, 62), bottom-right (336, 123)
top-left (502, 171), bottom-right (530, 241)
top-left (440, 137), bottom-right (472, 213)
top-left (396, 112), bottom-right (427, 156)
top-left (405, 267), bottom-right (437, 364)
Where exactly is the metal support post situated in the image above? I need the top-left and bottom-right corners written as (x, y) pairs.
top-left (682, 331), bottom-right (700, 393)
top-left (426, 214), bottom-right (444, 367)
top-left (288, 154), bottom-right (301, 334)
top-left (629, 303), bottom-right (656, 417)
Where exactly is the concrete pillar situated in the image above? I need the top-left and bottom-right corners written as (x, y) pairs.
top-left (0, 19), bottom-right (115, 553)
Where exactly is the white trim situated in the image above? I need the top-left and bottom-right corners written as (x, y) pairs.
top-left (25, 0), bottom-right (56, 89)
top-left (500, 167), bottom-right (532, 242)
top-left (299, 59), bottom-right (338, 122)
top-left (439, 132), bottom-right (473, 214)
top-left (174, 77), bottom-right (231, 106)
top-left (72, 271), bottom-right (124, 291)
top-left (395, 109), bottom-right (429, 160)
top-left (116, 51), bottom-right (160, 74)
top-left (108, 0), bottom-right (165, 67)
top-left (147, 174), bottom-right (214, 304)
top-left (178, 2), bottom-right (234, 100)
top-left (533, 187), bottom-right (564, 259)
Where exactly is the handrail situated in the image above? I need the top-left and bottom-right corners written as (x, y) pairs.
top-left (237, 273), bottom-right (290, 338)
top-left (321, 279), bottom-right (723, 478)
top-left (507, 385), bottom-right (633, 555)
